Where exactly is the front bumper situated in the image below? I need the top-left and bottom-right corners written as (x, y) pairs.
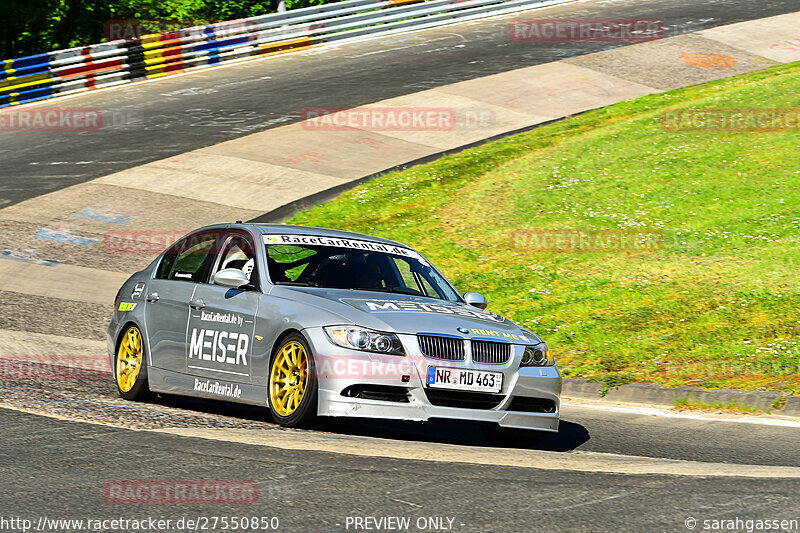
top-left (305, 327), bottom-right (561, 432)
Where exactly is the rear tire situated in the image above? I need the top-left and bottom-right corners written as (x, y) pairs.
top-left (268, 333), bottom-right (318, 428)
top-left (114, 325), bottom-right (150, 401)
top-left (480, 423), bottom-right (546, 448)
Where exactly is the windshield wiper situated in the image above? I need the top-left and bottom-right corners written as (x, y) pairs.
top-left (385, 286), bottom-right (425, 296)
top-left (274, 281), bottom-right (320, 287)
top-left (350, 286), bottom-right (426, 297)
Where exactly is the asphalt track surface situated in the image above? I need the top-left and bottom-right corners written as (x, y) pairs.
top-left (3, 402), bottom-right (800, 532)
top-left (0, 0), bottom-right (797, 208)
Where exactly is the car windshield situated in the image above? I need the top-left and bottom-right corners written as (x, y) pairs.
top-left (264, 235), bottom-right (461, 302)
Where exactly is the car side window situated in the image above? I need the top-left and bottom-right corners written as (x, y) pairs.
top-left (155, 238), bottom-right (183, 280)
top-left (417, 274), bottom-right (438, 298)
top-left (211, 233), bottom-right (258, 287)
top-left (390, 257), bottom-right (456, 299)
top-left (168, 232), bottom-right (220, 283)
top-left (392, 258), bottom-right (418, 289)
top-left (391, 257), bottom-right (426, 296)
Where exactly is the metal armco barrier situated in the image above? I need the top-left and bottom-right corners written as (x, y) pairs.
top-left (0, 0), bottom-right (570, 108)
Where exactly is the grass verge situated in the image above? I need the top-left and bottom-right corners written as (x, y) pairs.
top-left (291, 62), bottom-right (800, 394)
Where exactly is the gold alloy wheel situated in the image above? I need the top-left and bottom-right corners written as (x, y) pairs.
top-left (269, 341), bottom-right (309, 417)
top-left (116, 327), bottom-right (143, 393)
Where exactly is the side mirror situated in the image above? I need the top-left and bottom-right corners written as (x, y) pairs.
top-left (464, 292), bottom-right (487, 310)
top-left (213, 268), bottom-right (250, 289)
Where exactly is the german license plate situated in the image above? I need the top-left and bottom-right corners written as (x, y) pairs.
top-left (427, 366), bottom-right (502, 394)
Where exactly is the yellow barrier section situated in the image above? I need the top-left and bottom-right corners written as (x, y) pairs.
top-left (387, 0), bottom-right (426, 6)
top-left (259, 37), bottom-right (313, 56)
top-left (0, 72), bottom-right (53, 92)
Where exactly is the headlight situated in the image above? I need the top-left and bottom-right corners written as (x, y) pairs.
top-left (521, 344), bottom-right (554, 366)
top-left (324, 326), bottom-right (405, 356)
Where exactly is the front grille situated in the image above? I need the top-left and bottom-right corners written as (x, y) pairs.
top-left (424, 389), bottom-right (504, 410)
top-left (508, 396), bottom-right (557, 413)
top-left (418, 335), bottom-right (465, 361)
top-left (471, 340), bottom-right (512, 364)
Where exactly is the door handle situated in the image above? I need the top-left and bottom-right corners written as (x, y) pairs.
top-left (146, 292), bottom-right (159, 302)
top-left (190, 298), bottom-right (206, 310)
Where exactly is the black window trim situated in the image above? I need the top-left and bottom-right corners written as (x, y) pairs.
top-left (209, 230), bottom-right (260, 290)
top-left (165, 230), bottom-right (221, 284)
top-left (153, 236), bottom-right (186, 281)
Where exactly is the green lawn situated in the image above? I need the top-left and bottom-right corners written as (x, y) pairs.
top-left (291, 62), bottom-right (800, 394)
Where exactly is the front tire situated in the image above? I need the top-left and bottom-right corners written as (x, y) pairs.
top-left (114, 325), bottom-right (150, 400)
top-left (268, 333), bottom-right (318, 427)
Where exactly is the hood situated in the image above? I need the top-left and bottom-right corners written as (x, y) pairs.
top-left (276, 287), bottom-right (541, 344)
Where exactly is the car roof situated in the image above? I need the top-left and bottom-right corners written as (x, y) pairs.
top-left (224, 223), bottom-right (411, 249)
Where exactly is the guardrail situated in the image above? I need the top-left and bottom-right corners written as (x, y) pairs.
top-left (0, 0), bottom-right (570, 108)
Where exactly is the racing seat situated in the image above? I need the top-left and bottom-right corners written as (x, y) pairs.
top-left (316, 260), bottom-right (350, 288)
top-left (351, 261), bottom-right (382, 289)
top-left (224, 259), bottom-right (248, 270)
top-left (221, 258), bottom-right (255, 281)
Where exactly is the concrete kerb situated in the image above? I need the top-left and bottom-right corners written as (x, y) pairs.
top-left (562, 377), bottom-right (791, 415)
top-left (783, 397), bottom-right (800, 416)
top-left (248, 115), bottom-right (575, 223)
